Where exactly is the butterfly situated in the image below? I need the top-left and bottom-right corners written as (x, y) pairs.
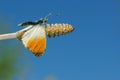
top-left (17, 14), bottom-right (74, 57)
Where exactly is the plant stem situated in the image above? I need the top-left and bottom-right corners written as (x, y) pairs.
top-left (0, 32), bottom-right (17, 40)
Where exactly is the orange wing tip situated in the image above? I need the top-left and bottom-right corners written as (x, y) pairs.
top-left (27, 37), bottom-right (46, 57)
top-left (46, 23), bottom-right (74, 37)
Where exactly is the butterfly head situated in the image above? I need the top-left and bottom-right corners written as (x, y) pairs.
top-left (36, 18), bottom-right (48, 24)
top-left (36, 13), bottom-right (52, 24)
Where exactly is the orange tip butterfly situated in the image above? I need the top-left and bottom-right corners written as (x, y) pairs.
top-left (17, 13), bottom-right (74, 57)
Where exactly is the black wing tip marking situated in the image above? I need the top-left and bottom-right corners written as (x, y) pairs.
top-left (18, 22), bottom-right (37, 26)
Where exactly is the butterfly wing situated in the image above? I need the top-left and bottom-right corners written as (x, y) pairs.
top-left (20, 24), bottom-right (46, 57)
top-left (18, 21), bottom-right (37, 26)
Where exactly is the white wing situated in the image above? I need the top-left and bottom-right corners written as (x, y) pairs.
top-left (20, 24), bottom-right (46, 56)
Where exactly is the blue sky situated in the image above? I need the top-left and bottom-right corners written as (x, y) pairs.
top-left (0, 0), bottom-right (120, 80)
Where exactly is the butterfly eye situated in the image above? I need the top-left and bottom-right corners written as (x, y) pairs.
top-left (37, 18), bottom-right (48, 24)
top-left (43, 18), bottom-right (48, 23)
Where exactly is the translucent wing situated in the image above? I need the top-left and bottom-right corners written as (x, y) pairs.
top-left (19, 24), bottom-right (46, 57)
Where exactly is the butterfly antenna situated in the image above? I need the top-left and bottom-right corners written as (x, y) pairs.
top-left (45, 13), bottom-right (60, 19)
top-left (45, 13), bottom-right (52, 19)
top-left (37, 13), bottom-right (60, 24)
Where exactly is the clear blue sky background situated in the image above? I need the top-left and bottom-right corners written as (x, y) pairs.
top-left (0, 0), bottom-right (120, 80)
